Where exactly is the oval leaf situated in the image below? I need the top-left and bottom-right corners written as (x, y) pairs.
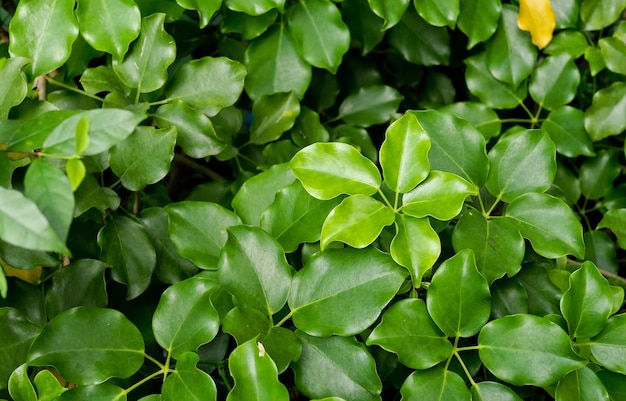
top-left (465, 52), bottom-right (527, 109)
top-left (250, 91), bottom-right (301, 145)
top-left (0, 57), bottom-right (29, 119)
top-left (529, 54), bottom-right (580, 109)
top-left (555, 366), bottom-right (610, 401)
top-left (584, 82), bottom-right (626, 142)
top-left (400, 367), bottom-right (470, 401)
top-left (0, 308), bottom-right (41, 391)
top-left (542, 106), bottom-right (595, 157)
top-left (471, 381), bottom-right (523, 401)
top-left (590, 314), bottom-right (626, 374)
top-left (458, 0), bottom-right (501, 49)
top-left (337, 85), bottom-right (404, 127)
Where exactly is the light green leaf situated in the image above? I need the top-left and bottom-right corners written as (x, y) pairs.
top-left (367, 0), bottom-right (410, 29)
top-left (166, 56), bottom-right (246, 113)
top-left (598, 209), bottom-right (626, 249)
top-left (465, 52), bottom-right (527, 109)
top-left (414, 0), bottom-right (460, 28)
top-left (175, 0), bottom-right (222, 28)
top-left (380, 111), bottom-right (431, 193)
top-left (97, 215), bottom-right (156, 299)
top-left (390, 214), bottom-right (440, 286)
top-left (367, 299), bottom-right (452, 369)
top-left (33, 369), bottom-right (67, 401)
top-left (542, 106), bottom-right (595, 157)
top-left (293, 331), bottom-right (382, 401)
top-left (0, 57), bottom-right (29, 120)
top-left (426, 249), bottom-right (491, 337)
top-left (27, 306), bottom-right (144, 385)
top-left (54, 384), bottom-right (126, 401)
top-left (584, 82), bottom-right (626, 141)
top-left (529, 54), bottom-right (581, 110)
top-left (389, 7), bottom-right (450, 66)
top-left (400, 367), bottom-right (471, 401)
top-left (479, 314), bottom-right (586, 386)
top-left (579, 149), bottom-right (621, 200)
top-left (251, 91), bottom-right (300, 145)
top-left (162, 352), bottom-right (217, 401)
top-left (286, 0), bottom-right (350, 74)
top-left (0, 308), bottom-right (41, 391)
top-left (401, 171), bottom-right (478, 221)
top-left (225, 0), bottom-right (284, 15)
top-left (471, 381), bottom-right (523, 401)
top-left (580, 0), bottom-right (626, 30)
top-left (599, 37), bottom-right (626, 75)
top-left (321, 195), bottom-right (395, 250)
top-left (244, 24), bottom-right (311, 100)
top-left (439, 102), bottom-right (501, 140)
top-left (457, 0), bottom-right (501, 48)
top-left (112, 13), bottom-right (176, 93)
top-left (590, 313), bottom-right (626, 374)
top-left (165, 201), bottom-right (242, 269)
top-left (75, 0), bottom-right (141, 60)
top-left (74, 116), bottom-right (89, 155)
top-left (486, 129), bottom-right (557, 202)
top-left (218, 225), bottom-right (292, 316)
top-left (9, 0), bottom-right (79, 76)
top-left (227, 338), bottom-right (289, 401)
top-left (289, 247), bottom-right (407, 337)
top-left (8, 364), bottom-right (36, 401)
top-left (545, 31), bottom-right (588, 57)
top-left (555, 366), bottom-right (610, 401)
top-left (506, 192), bottom-right (585, 259)
top-left (80, 66), bottom-right (130, 96)
top-left (337, 85), bottom-right (404, 127)
top-left (290, 142), bottom-right (381, 200)
top-left (0, 187), bottom-right (69, 254)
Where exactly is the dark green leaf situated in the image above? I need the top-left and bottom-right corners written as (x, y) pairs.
top-left (439, 102), bottom-right (501, 140)
top-left (457, 0), bottom-right (501, 48)
top-left (54, 384), bottom-right (126, 401)
top-left (222, 10), bottom-right (278, 40)
top-left (400, 367), bottom-right (471, 401)
top-left (175, 0), bottom-right (221, 28)
top-left (517, 263), bottom-right (562, 316)
top-left (367, 0), bottom-right (410, 29)
top-left (579, 149), bottom-right (621, 200)
top-left (337, 85), bottom-right (403, 127)
top-left (390, 214), bottom-right (440, 285)
top-left (545, 31), bottom-right (588, 58)
top-left (529, 54), bottom-right (581, 110)
top-left (465, 52), bottom-right (527, 109)
top-left (413, 0), bottom-right (460, 28)
top-left (225, 0), bottom-right (284, 15)
top-left (584, 82), bottom-right (626, 141)
top-left (580, 0), bottom-right (626, 30)
top-left (74, 175), bottom-right (120, 217)
top-left (590, 314), bottom-right (626, 374)
top-left (471, 381), bottom-right (523, 401)
top-left (389, 8), bottom-right (450, 66)
top-left (490, 277), bottom-right (529, 318)
top-left (80, 66), bottom-right (130, 96)
top-left (542, 106), bottom-right (595, 157)
top-left (598, 209), bottom-right (626, 249)
top-left (342, 0), bottom-right (385, 55)
top-left (291, 107), bottom-right (329, 147)
top-left (162, 352), bottom-right (216, 401)
top-left (598, 370), bottom-right (626, 401)
top-left (0, 308), bottom-right (41, 391)
top-left (250, 91), bottom-right (300, 144)
top-left (585, 230), bottom-right (619, 274)
top-left (555, 366), bottom-right (610, 401)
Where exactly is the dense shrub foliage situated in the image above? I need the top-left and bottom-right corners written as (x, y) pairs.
top-left (2, 0), bottom-right (626, 400)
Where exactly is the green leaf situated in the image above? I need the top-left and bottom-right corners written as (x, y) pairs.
top-left (336, 85), bottom-right (404, 127)
top-left (579, 149), bottom-right (621, 200)
top-left (427, 249), bottom-right (491, 337)
top-left (590, 314), bottom-right (626, 374)
top-left (506, 193), bottom-right (585, 259)
top-left (289, 247), bottom-right (407, 337)
top-left (585, 230), bottom-right (619, 275)
top-left (380, 111), bottom-right (431, 193)
top-left (153, 276), bottom-right (220, 358)
top-left (321, 195), bottom-right (395, 249)
top-left (390, 214), bottom-right (440, 285)
top-left (367, 299), bottom-right (452, 369)
top-left (542, 106), bottom-right (595, 157)
top-left (401, 171), bottom-right (478, 221)
top-left (452, 207), bottom-right (524, 283)
top-left (401, 368), bottom-right (471, 401)
top-left (225, 0), bottom-right (283, 15)
top-left (75, 0), bottom-right (141, 61)
top-left (165, 201), bottom-right (242, 269)
top-left (517, 263), bottom-right (562, 316)
top-left (413, 0), bottom-right (460, 28)
top-left (598, 209), bottom-right (626, 249)
top-left (290, 142), bottom-right (381, 200)
top-left (457, 0), bottom-right (501, 48)
top-left (154, 101), bottom-right (225, 158)
top-left (529, 54), bottom-right (581, 110)
top-left (389, 7), bottom-right (450, 66)
top-left (465, 52), bottom-right (527, 109)
top-left (486, 129), bottom-right (557, 202)
top-left (0, 57), bottom-right (29, 120)
top-left (112, 13), bottom-right (176, 93)
top-left (485, 5), bottom-right (537, 88)
top-left (244, 24), bottom-right (311, 100)
top-left (97, 215), bottom-right (156, 299)
top-left (0, 308), bottom-right (41, 390)
top-left (439, 102), bottom-right (501, 140)
top-left (471, 381), bottom-right (523, 401)
top-left (175, 0), bottom-right (222, 28)
top-left (33, 369), bottom-right (67, 401)
top-left (293, 331), bottom-right (382, 401)
top-left (367, 0), bottom-right (410, 29)
top-left (250, 91), bottom-right (300, 145)
top-left (580, 0), bottom-right (626, 30)
top-left (342, 0), bottom-right (385, 55)
top-left (0, 187), bottom-right (69, 254)
top-left (556, 366), bottom-right (610, 401)
top-left (8, 0), bottom-right (79, 76)
top-left (479, 314), bottom-right (586, 386)
top-left (74, 116), bottom-right (89, 155)
top-left (162, 352), bottom-right (217, 401)
top-left (599, 37), bottom-right (626, 75)
top-left (227, 338), bottom-right (289, 401)
top-left (166, 56), bottom-right (246, 113)
top-left (545, 31), bottom-right (589, 58)
top-left (9, 364), bottom-right (36, 401)
top-left (74, 174), bottom-right (120, 216)
top-left (222, 9), bottom-right (277, 40)
top-left (28, 306), bottom-right (144, 385)
top-left (110, 126), bottom-right (176, 191)
top-left (291, 107), bottom-right (330, 147)
top-left (584, 82), bottom-right (626, 141)
top-left (286, 0), bottom-right (350, 74)
top-left (54, 384), bottom-right (126, 401)
top-left (24, 159), bottom-right (74, 243)
top-left (80, 66), bottom-right (130, 96)
top-left (218, 225), bottom-right (292, 316)
top-left (598, 370), bottom-right (626, 401)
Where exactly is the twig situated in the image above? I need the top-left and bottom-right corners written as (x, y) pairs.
top-left (173, 153), bottom-right (225, 181)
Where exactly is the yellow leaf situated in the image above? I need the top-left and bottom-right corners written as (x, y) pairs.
top-left (0, 258), bottom-right (42, 285)
top-left (517, 0), bottom-right (556, 49)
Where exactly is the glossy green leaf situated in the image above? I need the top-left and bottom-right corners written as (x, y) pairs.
top-left (80, 66), bottom-right (131, 96)
top-left (401, 171), bottom-right (478, 221)
top-left (598, 209), bottom-right (626, 249)
top-left (97, 215), bottom-right (156, 299)
top-left (162, 352), bottom-right (217, 401)
top-left (367, 299), bottom-right (452, 369)
top-left (342, 0), bottom-right (385, 55)
top-left (486, 129), bottom-right (557, 202)
top-left (585, 230), bottom-right (619, 274)
top-left (321, 195), bottom-right (394, 249)
top-left (9, 0), bottom-right (79, 76)
top-left (74, 174), bottom-right (120, 216)
top-left (506, 193), bottom-right (585, 259)
top-left (584, 82), bottom-right (626, 141)
top-left (414, 0), bottom-right (460, 28)
top-left (0, 57), bottom-right (29, 120)
top-left (426, 249), bottom-right (490, 337)
top-left (580, 149), bottom-right (621, 200)
top-left (175, 0), bottom-right (221, 28)
top-left (390, 214), bottom-right (440, 285)
top-left (400, 367), bottom-right (470, 401)
top-left (599, 37), bottom-right (626, 75)
top-left (0, 187), bottom-right (69, 254)
top-left (33, 369), bottom-right (67, 401)
top-left (545, 31), bottom-right (589, 57)
top-left (590, 314), bottom-right (626, 374)
top-left (244, 24), bottom-right (311, 100)
top-left (598, 370), bottom-right (626, 401)
top-left (478, 314), bottom-right (586, 386)
top-left (9, 364), bottom-right (36, 401)
top-left (165, 201), bottom-right (242, 269)
top-left (54, 384), bottom-right (126, 401)
top-left (286, 0), bottom-right (350, 74)
top-left (290, 142), bottom-right (381, 200)
top-left (74, 116), bottom-right (89, 155)
top-left (261, 328), bottom-right (302, 374)
top-left (556, 366), bottom-right (610, 401)
top-left (542, 106), bottom-right (595, 157)
top-left (471, 381), bottom-right (523, 401)
top-left (250, 91), bottom-right (300, 145)
top-left (289, 247), bottom-right (406, 337)
top-left (389, 8), bottom-right (450, 66)
top-left (585, 46), bottom-right (606, 76)
top-left (529, 54), bottom-right (581, 110)
top-left (293, 331), bottom-right (382, 401)
top-left (465, 52), bottom-right (527, 109)
top-left (517, 262), bottom-right (562, 316)
top-left (28, 306), bottom-right (144, 385)
top-left (75, 0), bottom-right (141, 61)
top-left (222, 9), bottom-right (277, 40)
top-left (457, 0), bottom-right (501, 48)
top-left (219, 225), bottom-right (292, 316)
top-left (367, 0), bottom-right (410, 29)
top-left (439, 102), bottom-right (501, 140)
top-left (380, 111), bottom-right (431, 193)
top-left (452, 207), bottom-right (524, 283)
top-left (0, 308), bottom-right (40, 391)
top-left (113, 13), bottom-right (176, 93)
top-left (337, 85), bottom-right (403, 127)
top-left (291, 107), bottom-right (330, 147)
top-left (580, 0), bottom-right (626, 30)
top-left (227, 338), bottom-right (289, 401)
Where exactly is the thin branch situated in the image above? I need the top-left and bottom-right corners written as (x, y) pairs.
top-left (173, 153), bottom-right (226, 181)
